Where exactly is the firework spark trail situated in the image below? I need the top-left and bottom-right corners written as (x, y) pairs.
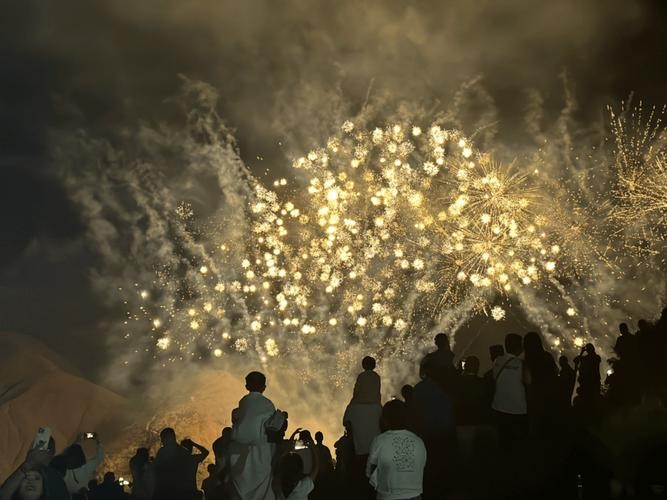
top-left (56, 80), bottom-right (667, 390)
top-left (609, 102), bottom-right (667, 253)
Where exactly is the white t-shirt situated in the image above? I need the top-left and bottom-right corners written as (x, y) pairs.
top-left (343, 403), bottom-right (382, 455)
top-left (366, 430), bottom-right (427, 500)
top-left (64, 444), bottom-right (105, 494)
top-left (492, 353), bottom-right (527, 415)
top-left (285, 477), bottom-right (314, 500)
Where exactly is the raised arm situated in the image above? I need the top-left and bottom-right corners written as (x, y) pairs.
top-left (190, 440), bottom-right (210, 462)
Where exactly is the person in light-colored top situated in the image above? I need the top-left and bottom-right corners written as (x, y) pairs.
top-left (275, 433), bottom-right (319, 500)
top-left (343, 403), bottom-right (382, 457)
top-left (492, 333), bottom-right (528, 448)
top-left (63, 433), bottom-right (104, 496)
top-left (229, 371), bottom-right (276, 500)
top-left (367, 400), bottom-right (427, 500)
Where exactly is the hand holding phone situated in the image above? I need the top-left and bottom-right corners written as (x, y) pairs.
top-left (32, 427), bottom-right (52, 451)
top-left (294, 439), bottom-right (307, 450)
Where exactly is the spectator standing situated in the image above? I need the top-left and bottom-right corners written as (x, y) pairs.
top-left (228, 371), bottom-right (276, 500)
top-left (492, 334), bottom-right (528, 448)
top-left (366, 400), bottom-right (427, 500)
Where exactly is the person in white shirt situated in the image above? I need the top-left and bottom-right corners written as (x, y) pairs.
top-left (62, 433), bottom-right (104, 496)
top-left (228, 371), bottom-right (277, 500)
top-left (492, 333), bottom-right (528, 448)
top-left (274, 430), bottom-right (319, 500)
top-left (366, 400), bottom-right (427, 500)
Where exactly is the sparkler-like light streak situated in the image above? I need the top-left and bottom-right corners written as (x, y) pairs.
top-left (610, 103), bottom-right (667, 251)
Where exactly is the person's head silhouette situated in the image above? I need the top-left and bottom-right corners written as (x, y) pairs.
top-left (381, 400), bottom-right (408, 431)
top-left (300, 430), bottom-right (313, 444)
top-left (558, 355), bottom-right (570, 369)
top-left (206, 464), bottom-right (216, 477)
top-left (103, 472), bottom-right (116, 484)
top-left (362, 356), bottom-right (376, 371)
top-left (159, 428), bottom-right (176, 447)
top-left (584, 343), bottom-right (596, 355)
top-left (523, 331), bottom-right (545, 357)
top-left (505, 333), bottom-right (523, 356)
top-left (463, 356), bottom-right (480, 375)
top-left (245, 371), bottom-right (267, 393)
top-left (315, 431), bottom-right (324, 445)
top-left (401, 384), bottom-right (413, 402)
top-left (434, 333), bottom-right (449, 351)
top-left (619, 322), bottom-right (630, 335)
top-left (489, 344), bottom-right (504, 362)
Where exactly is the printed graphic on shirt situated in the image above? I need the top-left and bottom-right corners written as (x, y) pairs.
top-left (391, 435), bottom-right (416, 472)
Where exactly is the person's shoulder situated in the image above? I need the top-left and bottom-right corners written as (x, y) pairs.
top-left (422, 350), bottom-right (436, 361)
top-left (493, 353), bottom-right (508, 365)
top-left (298, 475), bottom-right (315, 493)
top-left (402, 429), bottom-right (423, 440)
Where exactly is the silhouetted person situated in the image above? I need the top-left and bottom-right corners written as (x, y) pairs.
top-left (367, 400), bottom-right (427, 500)
top-left (400, 384), bottom-right (413, 405)
top-left (181, 438), bottom-right (209, 499)
top-left (129, 448), bottom-right (153, 500)
top-left (228, 371), bottom-right (276, 500)
top-left (412, 360), bottom-right (455, 441)
top-left (333, 423), bottom-right (355, 491)
top-left (607, 322), bottom-right (644, 408)
top-left (492, 333), bottom-right (527, 449)
top-left (276, 452), bottom-right (318, 500)
top-left (212, 427), bottom-right (232, 469)
top-left (152, 428), bottom-right (191, 500)
top-left (344, 356), bottom-right (383, 493)
top-left (412, 357), bottom-right (455, 498)
top-left (313, 431), bottom-right (334, 495)
top-left (558, 355), bottom-right (576, 409)
top-left (352, 356), bottom-right (381, 405)
top-left (483, 344), bottom-right (505, 406)
top-left (201, 464), bottom-right (218, 500)
top-left (420, 333), bottom-right (456, 391)
top-left (59, 433), bottom-right (104, 498)
top-left (91, 472), bottom-right (127, 500)
top-left (523, 331), bottom-right (559, 437)
top-left (457, 356), bottom-right (487, 425)
top-left (574, 343), bottom-right (601, 397)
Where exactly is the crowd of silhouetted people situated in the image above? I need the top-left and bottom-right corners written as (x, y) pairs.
top-left (3, 307), bottom-right (667, 500)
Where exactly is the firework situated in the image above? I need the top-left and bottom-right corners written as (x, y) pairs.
top-left (610, 103), bottom-right (667, 246)
top-left (132, 120), bottom-right (571, 362)
top-left (59, 87), bottom-right (665, 376)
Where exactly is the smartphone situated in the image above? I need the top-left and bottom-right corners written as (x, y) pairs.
top-left (294, 440), bottom-right (307, 450)
top-left (32, 427), bottom-right (52, 451)
top-left (85, 432), bottom-right (95, 439)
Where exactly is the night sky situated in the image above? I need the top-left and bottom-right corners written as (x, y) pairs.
top-left (1, 0), bottom-right (666, 379)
